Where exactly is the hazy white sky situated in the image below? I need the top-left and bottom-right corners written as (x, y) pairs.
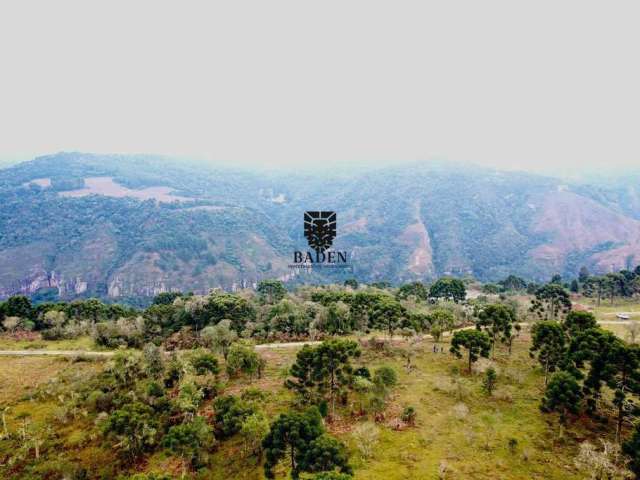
top-left (1, 1), bottom-right (639, 174)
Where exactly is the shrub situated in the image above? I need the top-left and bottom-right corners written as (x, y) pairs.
top-left (163, 416), bottom-right (214, 471)
top-left (190, 351), bottom-right (220, 376)
top-left (373, 365), bottom-right (397, 396)
top-left (226, 343), bottom-right (261, 379)
top-left (213, 395), bottom-right (257, 438)
top-left (240, 412), bottom-right (270, 456)
top-left (401, 406), bottom-right (417, 426)
top-left (482, 367), bottom-right (497, 396)
top-left (352, 422), bottom-right (379, 460)
top-left (101, 402), bottom-right (159, 460)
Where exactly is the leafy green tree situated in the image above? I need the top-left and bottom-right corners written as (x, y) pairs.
top-left (2, 295), bottom-right (33, 319)
top-left (301, 434), bottom-right (352, 477)
top-left (82, 298), bottom-right (106, 324)
top-left (475, 304), bottom-right (517, 356)
top-left (324, 301), bottom-right (352, 335)
top-left (143, 343), bottom-right (165, 379)
top-left (408, 311), bottom-right (431, 333)
top-left (396, 282), bottom-right (429, 301)
top-left (213, 395), bottom-right (257, 439)
top-left (163, 416), bottom-right (213, 476)
top-left (269, 299), bottom-right (310, 336)
top-left (262, 407), bottom-right (324, 479)
top-left (540, 372), bottom-right (582, 437)
top-left (240, 412), bottom-right (270, 457)
top-left (152, 291), bottom-right (182, 305)
top-left (450, 330), bottom-right (491, 373)
top-left (226, 342), bottom-right (261, 380)
top-left (530, 321), bottom-right (566, 385)
top-left (191, 293), bottom-right (256, 332)
top-left (190, 351), bottom-right (220, 376)
top-left (201, 319), bottom-right (238, 360)
top-left (429, 278), bottom-right (466, 303)
top-left (176, 380), bottom-right (204, 415)
top-left (258, 280), bottom-right (287, 304)
top-left (429, 308), bottom-right (455, 340)
top-left (370, 298), bottom-right (406, 339)
top-left (530, 284), bottom-right (572, 321)
top-left (499, 275), bottom-right (527, 292)
top-left (143, 303), bottom-right (178, 342)
top-left (102, 402), bottom-right (159, 460)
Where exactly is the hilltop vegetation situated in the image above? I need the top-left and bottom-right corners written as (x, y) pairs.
top-left (1, 272), bottom-right (640, 479)
top-left (2, 153), bottom-right (640, 303)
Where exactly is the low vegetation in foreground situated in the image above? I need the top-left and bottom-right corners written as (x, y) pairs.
top-left (1, 268), bottom-right (640, 478)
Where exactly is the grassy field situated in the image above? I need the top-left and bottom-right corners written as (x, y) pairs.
top-left (0, 335), bottom-right (96, 351)
top-left (0, 330), bottom-right (611, 479)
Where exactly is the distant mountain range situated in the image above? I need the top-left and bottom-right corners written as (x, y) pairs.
top-left (1, 152), bottom-right (639, 303)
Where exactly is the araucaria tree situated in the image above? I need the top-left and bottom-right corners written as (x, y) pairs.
top-left (263, 407), bottom-right (350, 479)
top-left (608, 342), bottom-right (640, 442)
top-left (563, 311), bottom-right (597, 337)
top-left (530, 321), bottom-right (567, 385)
top-left (569, 328), bottom-right (640, 441)
top-left (540, 371), bottom-right (582, 438)
top-left (450, 330), bottom-right (491, 373)
top-left (530, 284), bottom-right (572, 321)
top-left (286, 339), bottom-right (361, 418)
top-left (313, 340), bottom-right (361, 418)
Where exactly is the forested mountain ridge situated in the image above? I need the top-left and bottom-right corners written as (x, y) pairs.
top-left (1, 152), bottom-right (639, 303)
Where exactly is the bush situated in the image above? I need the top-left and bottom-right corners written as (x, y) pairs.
top-left (163, 416), bottom-right (214, 470)
top-left (93, 318), bottom-right (143, 348)
top-left (226, 343), bottom-right (262, 379)
top-left (373, 365), bottom-right (397, 392)
top-left (401, 406), bottom-right (417, 426)
top-left (213, 395), bottom-right (257, 438)
top-left (240, 412), bottom-right (270, 456)
top-left (190, 351), bottom-right (220, 376)
top-left (101, 402), bottom-right (158, 460)
top-left (482, 367), bottom-right (497, 396)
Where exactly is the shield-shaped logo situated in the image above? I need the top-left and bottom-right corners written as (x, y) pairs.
top-left (304, 211), bottom-right (336, 254)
